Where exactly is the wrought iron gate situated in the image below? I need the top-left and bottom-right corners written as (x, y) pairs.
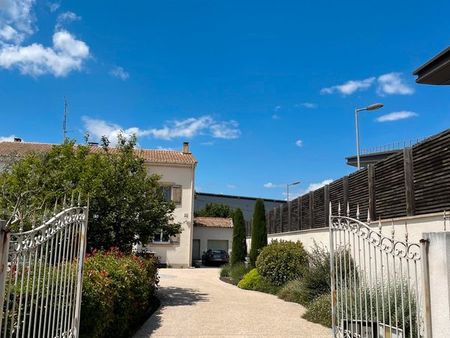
top-left (0, 205), bottom-right (88, 338)
top-left (329, 203), bottom-right (426, 338)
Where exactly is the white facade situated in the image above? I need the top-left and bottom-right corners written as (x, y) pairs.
top-left (143, 163), bottom-right (196, 268)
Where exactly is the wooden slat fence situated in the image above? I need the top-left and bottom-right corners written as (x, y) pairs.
top-left (256, 129), bottom-right (450, 236)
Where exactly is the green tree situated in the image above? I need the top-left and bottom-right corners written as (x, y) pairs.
top-left (0, 135), bottom-right (180, 252)
top-left (195, 203), bottom-right (233, 218)
top-left (249, 199), bottom-right (267, 266)
top-left (231, 208), bottom-right (247, 265)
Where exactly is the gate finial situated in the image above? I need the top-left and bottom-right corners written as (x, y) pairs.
top-left (391, 219), bottom-right (395, 240)
top-left (338, 202), bottom-right (341, 216)
top-left (444, 210), bottom-right (448, 231)
top-left (53, 197), bottom-right (59, 215)
top-left (404, 221), bottom-right (409, 243)
top-left (63, 194), bottom-right (67, 208)
top-left (378, 217), bottom-right (382, 234)
top-left (77, 191), bottom-right (81, 207)
top-left (346, 202), bottom-right (350, 217)
top-left (71, 191), bottom-right (75, 207)
top-left (356, 204), bottom-right (360, 220)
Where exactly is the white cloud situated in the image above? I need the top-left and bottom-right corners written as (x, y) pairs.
top-left (110, 66), bottom-right (129, 80)
top-left (296, 102), bottom-right (317, 109)
top-left (48, 2), bottom-right (60, 12)
top-left (227, 184), bottom-right (237, 189)
top-left (321, 77), bottom-right (375, 95)
top-left (0, 1), bottom-right (89, 77)
top-left (272, 114), bottom-right (280, 120)
top-left (301, 179), bottom-right (333, 195)
top-left (377, 72), bottom-right (414, 95)
top-left (0, 134), bottom-right (16, 142)
top-left (55, 11), bottom-right (81, 30)
top-left (274, 105), bottom-right (281, 112)
top-left (295, 139), bottom-right (303, 147)
top-left (376, 111), bottom-right (418, 122)
top-left (263, 182), bottom-right (284, 189)
top-left (0, 30), bottom-right (90, 77)
top-left (82, 115), bottom-right (241, 144)
top-left (200, 141), bottom-right (214, 146)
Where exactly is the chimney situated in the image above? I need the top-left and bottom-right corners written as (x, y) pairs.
top-left (13, 137), bottom-right (22, 143)
top-left (182, 142), bottom-right (190, 154)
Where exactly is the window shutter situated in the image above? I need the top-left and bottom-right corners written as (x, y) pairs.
top-left (172, 186), bottom-right (182, 204)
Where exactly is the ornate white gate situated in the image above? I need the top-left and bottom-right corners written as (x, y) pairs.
top-left (0, 204), bottom-right (88, 338)
top-left (329, 203), bottom-right (428, 338)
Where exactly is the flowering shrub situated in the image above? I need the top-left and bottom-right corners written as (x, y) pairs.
top-left (80, 248), bottom-right (159, 338)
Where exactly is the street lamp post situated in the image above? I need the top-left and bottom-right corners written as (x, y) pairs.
top-left (287, 181), bottom-right (300, 231)
top-left (355, 103), bottom-right (384, 169)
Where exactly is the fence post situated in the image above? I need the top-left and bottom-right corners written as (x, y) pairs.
top-left (309, 191), bottom-right (314, 229)
top-left (297, 196), bottom-right (302, 230)
top-left (0, 220), bottom-right (10, 332)
top-left (421, 232), bottom-right (450, 338)
top-left (324, 185), bottom-right (330, 227)
top-left (368, 164), bottom-right (376, 221)
top-left (404, 147), bottom-right (415, 216)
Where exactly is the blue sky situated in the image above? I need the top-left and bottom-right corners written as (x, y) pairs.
top-left (0, 1), bottom-right (449, 200)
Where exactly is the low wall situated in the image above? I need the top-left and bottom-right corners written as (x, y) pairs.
top-left (246, 212), bottom-right (447, 251)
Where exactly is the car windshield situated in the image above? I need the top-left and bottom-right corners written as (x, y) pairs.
top-left (212, 250), bottom-right (225, 255)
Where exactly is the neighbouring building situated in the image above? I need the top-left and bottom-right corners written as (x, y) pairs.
top-left (0, 139), bottom-right (197, 268)
top-left (192, 216), bottom-right (233, 262)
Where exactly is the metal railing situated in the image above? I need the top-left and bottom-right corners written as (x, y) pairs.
top-left (329, 203), bottom-right (427, 338)
top-left (0, 203), bottom-right (88, 338)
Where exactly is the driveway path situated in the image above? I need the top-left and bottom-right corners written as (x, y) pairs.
top-left (134, 268), bottom-right (330, 337)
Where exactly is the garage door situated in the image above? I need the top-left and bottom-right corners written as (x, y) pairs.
top-left (207, 240), bottom-right (228, 251)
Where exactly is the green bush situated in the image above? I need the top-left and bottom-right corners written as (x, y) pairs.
top-left (229, 262), bottom-right (252, 284)
top-left (256, 240), bottom-right (308, 286)
top-left (277, 280), bottom-right (311, 306)
top-left (80, 249), bottom-right (159, 338)
top-left (220, 264), bottom-right (231, 277)
top-left (302, 293), bottom-right (332, 328)
top-left (237, 268), bottom-right (280, 294)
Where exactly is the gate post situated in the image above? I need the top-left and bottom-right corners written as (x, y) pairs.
top-left (328, 203), bottom-right (336, 337)
top-left (0, 220), bottom-right (10, 332)
top-left (421, 232), bottom-right (450, 338)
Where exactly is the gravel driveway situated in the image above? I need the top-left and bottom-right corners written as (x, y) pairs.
top-left (133, 268), bottom-right (330, 337)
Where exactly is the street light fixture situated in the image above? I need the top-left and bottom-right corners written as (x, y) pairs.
top-left (287, 181), bottom-right (300, 231)
top-left (355, 103), bottom-right (384, 169)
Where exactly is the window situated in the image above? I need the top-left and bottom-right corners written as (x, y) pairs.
top-left (153, 229), bottom-right (170, 243)
top-left (160, 184), bottom-right (182, 205)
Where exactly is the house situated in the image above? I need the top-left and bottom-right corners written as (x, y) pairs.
top-left (0, 139), bottom-right (197, 268)
top-left (192, 216), bottom-right (233, 262)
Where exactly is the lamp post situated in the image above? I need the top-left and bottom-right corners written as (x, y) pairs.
top-left (355, 103), bottom-right (384, 169)
top-left (287, 181), bottom-right (300, 231)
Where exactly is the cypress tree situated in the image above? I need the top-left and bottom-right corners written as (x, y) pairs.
top-left (249, 199), bottom-right (268, 266)
top-left (231, 208), bottom-right (247, 265)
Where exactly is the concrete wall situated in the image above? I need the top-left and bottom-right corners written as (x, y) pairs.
top-left (195, 192), bottom-right (284, 222)
top-left (246, 212), bottom-right (448, 252)
top-left (193, 226), bottom-right (233, 256)
top-left (143, 164), bottom-right (196, 267)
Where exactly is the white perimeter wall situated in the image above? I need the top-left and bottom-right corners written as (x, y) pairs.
top-left (143, 164), bottom-right (195, 267)
top-left (246, 212), bottom-right (448, 252)
top-left (193, 226), bottom-right (233, 256)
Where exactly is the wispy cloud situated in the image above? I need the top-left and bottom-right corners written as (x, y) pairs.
top-left (272, 114), bottom-right (280, 120)
top-left (377, 72), bottom-right (414, 95)
top-left (82, 115), bottom-right (241, 144)
top-left (0, 135), bottom-right (16, 142)
top-left (321, 77), bottom-right (375, 95)
top-left (48, 2), bottom-right (60, 12)
top-left (55, 11), bottom-right (81, 30)
top-left (295, 139), bottom-right (303, 147)
top-left (263, 182), bottom-right (284, 188)
top-left (296, 102), bottom-right (317, 109)
top-left (376, 111), bottom-right (418, 122)
top-left (227, 184), bottom-right (237, 189)
top-left (301, 179), bottom-right (333, 195)
top-left (274, 105), bottom-right (282, 112)
top-left (110, 66), bottom-right (129, 80)
top-left (0, 2), bottom-right (90, 77)
top-left (200, 141), bottom-right (214, 146)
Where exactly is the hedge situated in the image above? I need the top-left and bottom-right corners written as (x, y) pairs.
top-left (80, 249), bottom-right (159, 338)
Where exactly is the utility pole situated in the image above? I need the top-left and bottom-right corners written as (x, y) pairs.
top-left (63, 97), bottom-right (68, 141)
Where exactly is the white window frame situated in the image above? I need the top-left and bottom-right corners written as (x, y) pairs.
top-left (152, 229), bottom-right (170, 244)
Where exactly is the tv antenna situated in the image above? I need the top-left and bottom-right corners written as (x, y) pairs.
top-left (63, 97), bottom-right (68, 140)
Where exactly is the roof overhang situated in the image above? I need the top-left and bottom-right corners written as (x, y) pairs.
top-left (413, 46), bottom-right (450, 85)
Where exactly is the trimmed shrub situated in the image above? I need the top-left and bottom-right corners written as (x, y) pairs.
top-left (256, 240), bottom-right (308, 286)
top-left (249, 199), bottom-right (267, 266)
top-left (237, 268), bottom-right (280, 294)
top-left (231, 208), bottom-right (247, 265)
top-left (302, 293), bottom-right (332, 328)
top-left (80, 249), bottom-right (159, 338)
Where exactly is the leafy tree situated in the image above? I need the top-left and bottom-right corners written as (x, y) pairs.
top-left (195, 203), bottom-right (233, 218)
top-left (249, 199), bottom-right (267, 266)
top-left (0, 135), bottom-right (180, 252)
top-left (231, 208), bottom-right (247, 265)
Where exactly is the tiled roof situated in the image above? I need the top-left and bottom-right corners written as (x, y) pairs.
top-left (0, 142), bottom-right (197, 166)
top-left (194, 217), bottom-right (233, 228)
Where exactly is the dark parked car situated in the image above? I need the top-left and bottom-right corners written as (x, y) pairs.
top-left (202, 249), bottom-right (229, 266)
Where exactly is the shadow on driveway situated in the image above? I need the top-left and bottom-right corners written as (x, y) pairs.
top-left (134, 286), bottom-right (209, 337)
